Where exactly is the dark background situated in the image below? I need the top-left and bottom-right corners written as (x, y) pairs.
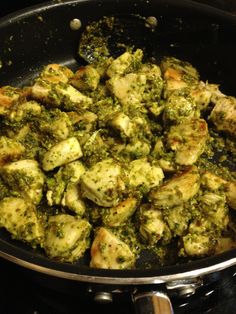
top-left (0, 0), bottom-right (236, 17)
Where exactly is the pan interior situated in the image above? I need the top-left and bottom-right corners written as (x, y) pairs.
top-left (0, 0), bottom-right (236, 278)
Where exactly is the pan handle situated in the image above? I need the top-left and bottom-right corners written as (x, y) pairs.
top-left (133, 291), bottom-right (174, 314)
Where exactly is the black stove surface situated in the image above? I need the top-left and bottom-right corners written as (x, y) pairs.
top-left (1, 257), bottom-right (236, 314)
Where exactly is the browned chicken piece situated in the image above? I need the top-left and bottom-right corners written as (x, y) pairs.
top-left (201, 171), bottom-right (227, 191)
top-left (0, 86), bottom-right (25, 115)
top-left (210, 96), bottom-right (236, 136)
top-left (40, 63), bottom-right (73, 84)
top-left (149, 166), bottom-right (200, 208)
top-left (90, 227), bottom-right (135, 269)
top-left (70, 65), bottom-right (100, 91)
top-left (225, 182), bottom-right (236, 210)
top-left (167, 118), bottom-right (208, 165)
top-left (160, 56), bottom-right (199, 97)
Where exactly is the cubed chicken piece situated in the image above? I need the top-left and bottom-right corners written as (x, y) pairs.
top-left (190, 81), bottom-right (212, 110)
top-left (109, 112), bottom-right (135, 138)
top-left (102, 197), bottom-right (138, 227)
top-left (54, 83), bottom-right (93, 110)
top-left (61, 183), bottom-right (86, 216)
top-left (44, 214), bottom-right (91, 263)
top-left (160, 56), bottom-right (199, 98)
top-left (70, 65), bottom-right (100, 91)
top-left (9, 100), bottom-right (42, 122)
top-left (31, 79), bottom-right (92, 110)
top-left (1, 159), bottom-right (44, 205)
top-left (0, 86), bottom-right (24, 115)
top-left (128, 158), bottom-right (164, 192)
top-left (0, 136), bottom-right (25, 166)
top-left (160, 56), bottom-right (199, 82)
top-left (124, 140), bottom-right (151, 158)
top-left (106, 49), bottom-right (143, 77)
top-left (80, 158), bottom-right (125, 207)
top-left (225, 182), bottom-right (236, 210)
top-left (182, 233), bottom-right (215, 257)
top-left (200, 192), bottom-right (229, 229)
top-left (90, 227), bottom-right (135, 269)
top-left (163, 94), bottom-right (199, 124)
top-left (0, 197), bottom-right (44, 245)
top-left (201, 171), bottom-right (227, 191)
top-left (138, 206), bottom-right (165, 245)
top-left (46, 160), bottom-right (86, 207)
top-left (149, 166), bottom-right (200, 208)
top-left (164, 205), bottom-right (191, 237)
top-left (39, 110), bottom-right (72, 141)
top-left (106, 73), bottom-right (146, 106)
top-left (167, 118), bottom-right (208, 165)
top-left (140, 64), bottom-right (164, 104)
top-left (40, 63), bottom-right (73, 84)
top-left (210, 96), bottom-right (236, 136)
top-left (42, 137), bottom-right (83, 171)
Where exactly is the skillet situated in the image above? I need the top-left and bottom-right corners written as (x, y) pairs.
top-left (0, 0), bottom-right (236, 312)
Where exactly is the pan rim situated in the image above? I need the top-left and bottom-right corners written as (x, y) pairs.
top-left (0, 0), bottom-right (236, 284)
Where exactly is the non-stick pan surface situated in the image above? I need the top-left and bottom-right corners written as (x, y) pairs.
top-left (0, 0), bottom-right (236, 284)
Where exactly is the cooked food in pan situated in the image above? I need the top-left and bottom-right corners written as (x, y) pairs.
top-left (0, 49), bottom-right (235, 269)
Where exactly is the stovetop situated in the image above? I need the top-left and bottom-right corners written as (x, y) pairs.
top-left (1, 257), bottom-right (236, 314)
top-left (0, 1), bottom-right (236, 313)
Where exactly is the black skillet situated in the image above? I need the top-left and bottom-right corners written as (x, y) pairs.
top-left (0, 0), bottom-right (236, 313)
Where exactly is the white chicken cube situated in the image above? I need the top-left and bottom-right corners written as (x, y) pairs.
top-left (80, 158), bottom-right (125, 207)
top-left (0, 197), bottom-right (44, 245)
top-left (90, 227), bottom-right (135, 269)
top-left (128, 158), bottom-right (164, 192)
top-left (1, 159), bottom-right (44, 205)
top-left (42, 137), bottom-right (83, 171)
top-left (44, 214), bottom-right (91, 262)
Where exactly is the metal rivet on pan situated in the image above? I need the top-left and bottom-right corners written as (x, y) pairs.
top-left (70, 18), bottom-right (82, 31)
top-left (94, 292), bottom-right (113, 304)
top-left (146, 16), bottom-right (158, 29)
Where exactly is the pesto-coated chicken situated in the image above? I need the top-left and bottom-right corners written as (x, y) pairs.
top-left (0, 48), bottom-right (235, 269)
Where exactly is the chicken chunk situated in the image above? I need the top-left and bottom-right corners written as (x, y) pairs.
top-left (0, 136), bottom-right (25, 166)
top-left (106, 49), bottom-right (143, 77)
top-left (182, 233), bottom-right (215, 257)
top-left (1, 160), bottom-right (44, 205)
top-left (9, 100), bottom-right (42, 122)
top-left (106, 73), bottom-right (146, 107)
top-left (40, 63), bottom-right (73, 84)
top-left (46, 160), bottom-right (86, 214)
top-left (149, 166), bottom-right (200, 208)
top-left (163, 94), bottom-right (199, 124)
top-left (163, 205), bottom-right (191, 237)
top-left (90, 227), bottom-right (135, 269)
top-left (138, 205), bottom-right (165, 245)
top-left (70, 65), bottom-right (100, 91)
top-left (0, 197), bottom-right (44, 246)
top-left (102, 197), bottom-right (138, 227)
top-left (31, 79), bottom-right (92, 110)
top-left (128, 158), bottom-right (164, 193)
top-left (167, 118), bottom-right (208, 165)
top-left (80, 158), bottom-right (125, 207)
top-left (210, 96), bottom-right (236, 136)
top-left (0, 86), bottom-right (24, 115)
top-left (42, 137), bottom-right (83, 171)
top-left (160, 56), bottom-right (199, 98)
top-left (44, 214), bottom-right (91, 263)
top-left (109, 112), bottom-right (135, 138)
top-left (201, 171), bottom-right (227, 191)
top-left (225, 182), bottom-right (236, 210)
